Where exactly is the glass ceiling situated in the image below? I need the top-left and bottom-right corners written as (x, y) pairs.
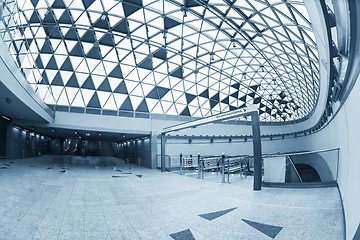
top-left (0, 0), bottom-right (320, 122)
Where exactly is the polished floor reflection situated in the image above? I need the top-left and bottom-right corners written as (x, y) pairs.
top-left (0, 156), bottom-right (344, 240)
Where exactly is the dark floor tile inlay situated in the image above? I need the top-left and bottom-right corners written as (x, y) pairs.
top-left (3, 163), bottom-right (10, 167)
top-left (0, 167), bottom-right (8, 169)
top-left (170, 229), bottom-right (196, 240)
top-left (29, 165), bottom-right (38, 168)
top-left (242, 219), bottom-right (283, 239)
top-left (60, 170), bottom-right (67, 173)
top-left (136, 175), bottom-right (142, 178)
top-left (47, 167), bottom-right (53, 169)
top-left (199, 207), bottom-right (237, 221)
top-left (112, 175), bottom-right (128, 178)
top-left (116, 169), bottom-right (122, 172)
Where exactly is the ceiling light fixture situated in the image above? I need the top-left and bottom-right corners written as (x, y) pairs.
top-left (2, 115), bottom-right (11, 121)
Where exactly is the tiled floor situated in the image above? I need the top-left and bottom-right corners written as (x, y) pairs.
top-left (0, 156), bottom-right (344, 240)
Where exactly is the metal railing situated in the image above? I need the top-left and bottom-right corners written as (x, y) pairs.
top-left (263, 148), bottom-right (340, 186)
top-left (158, 153), bottom-right (254, 183)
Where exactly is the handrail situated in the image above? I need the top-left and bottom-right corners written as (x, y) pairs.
top-left (286, 155), bottom-right (303, 183)
top-left (263, 148), bottom-right (340, 158)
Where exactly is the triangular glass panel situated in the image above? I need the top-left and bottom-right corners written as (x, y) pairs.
top-left (35, 56), bottom-right (44, 69)
top-left (114, 81), bottom-right (128, 94)
top-left (112, 19), bottom-right (129, 34)
top-left (29, 10), bottom-right (41, 23)
top-left (48, 26), bottom-right (63, 39)
top-left (81, 30), bottom-right (97, 43)
top-left (209, 99), bottom-right (218, 109)
top-left (97, 78), bottom-right (112, 91)
top-left (70, 42), bottom-right (85, 57)
top-left (185, 93), bottom-right (196, 104)
top-left (153, 47), bottom-right (167, 60)
top-left (64, 27), bottom-right (78, 41)
top-left (52, 0), bottom-right (66, 9)
top-left (87, 91), bottom-right (101, 108)
top-left (93, 16), bottom-right (111, 30)
top-left (253, 97), bottom-right (262, 104)
top-left (230, 90), bottom-right (239, 99)
top-left (43, 11), bottom-right (57, 24)
top-left (59, 10), bottom-right (73, 24)
top-left (170, 66), bottom-right (183, 79)
top-left (137, 57), bottom-right (153, 70)
top-left (87, 47), bottom-right (102, 60)
top-left (239, 94), bottom-right (247, 102)
top-left (81, 75), bottom-right (96, 90)
top-left (248, 92), bottom-right (256, 98)
top-left (40, 72), bottom-right (50, 85)
top-left (123, 0), bottom-right (143, 7)
top-left (180, 106), bottom-right (190, 116)
top-left (50, 72), bottom-right (64, 86)
top-left (119, 97), bottom-right (133, 111)
top-left (221, 96), bottom-right (229, 104)
top-left (30, 0), bottom-right (39, 7)
top-left (147, 86), bottom-right (169, 99)
top-left (136, 99), bottom-right (149, 112)
top-left (82, 0), bottom-right (96, 9)
top-left (210, 92), bottom-right (219, 101)
top-left (184, 0), bottom-right (205, 7)
top-left (99, 33), bottom-right (114, 46)
top-left (46, 55), bottom-right (58, 70)
top-left (40, 41), bottom-right (53, 54)
top-left (109, 64), bottom-right (124, 78)
top-left (250, 84), bottom-right (260, 91)
top-left (199, 89), bottom-right (209, 99)
top-left (60, 57), bottom-right (73, 71)
top-left (66, 73), bottom-right (79, 87)
top-left (122, 2), bottom-right (142, 17)
top-left (164, 16), bottom-right (181, 30)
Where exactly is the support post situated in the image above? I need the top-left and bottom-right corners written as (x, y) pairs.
top-left (161, 133), bottom-right (166, 172)
top-left (227, 159), bottom-right (230, 183)
top-left (180, 153), bottom-right (183, 175)
top-left (197, 153), bottom-right (201, 179)
top-left (251, 111), bottom-right (262, 191)
top-left (221, 153), bottom-right (225, 183)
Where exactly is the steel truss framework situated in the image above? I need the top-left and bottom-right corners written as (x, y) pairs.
top-left (0, 0), bottom-right (320, 122)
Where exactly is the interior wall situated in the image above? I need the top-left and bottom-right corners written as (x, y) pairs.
top-left (6, 123), bottom-right (48, 159)
top-left (117, 137), bottom-right (154, 168)
top-left (49, 138), bottom-right (62, 155)
top-left (301, 90), bottom-right (360, 239)
top-left (0, 118), bottom-right (7, 158)
top-left (86, 141), bottom-right (115, 157)
top-left (157, 71), bottom-right (359, 239)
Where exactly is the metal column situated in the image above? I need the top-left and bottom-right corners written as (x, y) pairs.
top-left (221, 153), bottom-right (225, 183)
top-left (197, 153), bottom-right (201, 179)
top-left (161, 133), bottom-right (166, 172)
top-left (251, 111), bottom-right (262, 191)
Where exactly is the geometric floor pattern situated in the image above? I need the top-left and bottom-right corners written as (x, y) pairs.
top-left (170, 229), bottom-right (196, 240)
top-left (0, 156), bottom-right (344, 239)
top-left (242, 218), bottom-right (283, 239)
top-left (199, 207), bottom-right (237, 221)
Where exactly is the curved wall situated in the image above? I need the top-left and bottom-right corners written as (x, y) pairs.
top-left (160, 72), bottom-right (360, 239)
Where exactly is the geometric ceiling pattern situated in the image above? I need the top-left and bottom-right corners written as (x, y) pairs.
top-left (0, 0), bottom-right (319, 122)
